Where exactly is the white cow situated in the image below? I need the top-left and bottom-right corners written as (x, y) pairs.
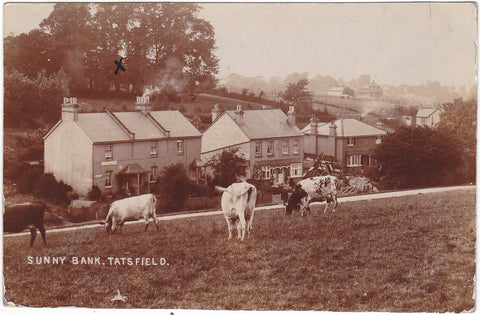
top-left (285, 175), bottom-right (338, 216)
top-left (102, 194), bottom-right (158, 233)
top-left (215, 182), bottom-right (257, 241)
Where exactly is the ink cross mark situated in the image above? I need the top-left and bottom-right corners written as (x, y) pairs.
top-left (114, 57), bottom-right (126, 75)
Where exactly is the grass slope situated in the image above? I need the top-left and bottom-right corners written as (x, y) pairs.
top-left (3, 190), bottom-right (475, 311)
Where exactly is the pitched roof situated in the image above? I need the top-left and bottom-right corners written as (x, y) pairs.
top-left (302, 118), bottom-right (387, 137)
top-left (149, 111), bottom-right (202, 137)
top-left (224, 109), bottom-right (303, 139)
top-left (54, 110), bottom-right (200, 143)
top-left (417, 108), bottom-right (440, 118)
top-left (74, 113), bottom-right (132, 142)
top-left (114, 111), bottom-right (167, 140)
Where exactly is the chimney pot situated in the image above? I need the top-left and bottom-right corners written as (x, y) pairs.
top-left (211, 103), bottom-right (221, 122)
top-left (235, 104), bottom-right (244, 125)
top-left (310, 114), bottom-right (317, 134)
top-left (329, 121), bottom-right (337, 137)
top-left (61, 97), bottom-right (79, 121)
top-left (135, 96), bottom-right (151, 114)
top-left (287, 105), bottom-right (296, 125)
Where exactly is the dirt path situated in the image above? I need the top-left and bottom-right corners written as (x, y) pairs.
top-left (3, 185), bottom-right (475, 237)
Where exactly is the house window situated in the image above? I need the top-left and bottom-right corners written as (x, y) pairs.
top-left (261, 166), bottom-right (271, 179)
top-left (255, 141), bottom-right (262, 157)
top-left (282, 140), bottom-right (289, 155)
top-left (150, 166), bottom-right (157, 182)
top-left (176, 140), bottom-right (184, 154)
top-left (290, 163), bottom-right (302, 177)
top-left (267, 141), bottom-right (274, 156)
top-left (347, 137), bottom-right (357, 146)
top-left (150, 142), bottom-right (158, 156)
top-left (293, 139), bottom-right (300, 154)
top-left (420, 117), bottom-right (427, 124)
top-left (376, 136), bottom-right (384, 144)
top-left (347, 155), bottom-right (362, 166)
top-left (105, 171), bottom-right (113, 188)
top-left (104, 145), bottom-right (113, 160)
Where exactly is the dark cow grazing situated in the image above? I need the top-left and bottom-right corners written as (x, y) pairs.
top-left (215, 182), bottom-right (258, 241)
top-left (3, 202), bottom-right (47, 247)
top-left (285, 175), bottom-right (338, 216)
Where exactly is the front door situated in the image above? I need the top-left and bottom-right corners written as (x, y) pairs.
top-left (361, 155), bottom-right (370, 167)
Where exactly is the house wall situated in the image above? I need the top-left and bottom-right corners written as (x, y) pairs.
top-left (306, 135), bottom-right (380, 168)
top-left (249, 136), bottom-right (304, 180)
top-left (416, 110), bottom-right (441, 127)
top-left (202, 115), bottom-right (249, 155)
top-left (92, 137), bottom-right (202, 193)
top-left (44, 122), bottom-right (93, 195)
top-left (341, 136), bottom-right (380, 168)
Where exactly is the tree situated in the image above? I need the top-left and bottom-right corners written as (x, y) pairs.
top-left (438, 98), bottom-right (476, 152)
top-left (281, 78), bottom-right (313, 113)
top-left (374, 126), bottom-right (464, 189)
top-left (153, 164), bottom-right (194, 211)
top-left (4, 69), bottom-right (67, 127)
top-left (5, 3), bottom-right (219, 98)
top-left (40, 3), bottom-right (95, 94)
top-left (210, 148), bottom-right (248, 187)
top-left (343, 87), bottom-right (355, 97)
top-left (437, 98), bottom-right (477, 183)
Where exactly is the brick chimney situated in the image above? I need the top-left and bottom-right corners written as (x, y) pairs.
top-left (234, 104), bottom-right (244, 125)
top-left (310, 114), bottom-right (318, 134)
top-left (211, 103), bottom-right (221, 122)
top-left (287, 106), bottom-right (296, 125)
top-left (329, 120), bottom-right (337, 136)
top-left (135, 96), bottom-right (151, 114)
top-left (61, 97), bottom-right (79, 121)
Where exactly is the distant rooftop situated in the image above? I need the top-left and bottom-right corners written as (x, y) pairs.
top-left (302, 118), bottom-right (387, 137)
top-left (224, 108), bottom-right (303, 139)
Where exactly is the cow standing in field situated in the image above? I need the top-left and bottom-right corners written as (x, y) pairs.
top-left (3, 202), bottom-right (47, 247)
top-left (102, 194), bottom-right (158, 233)
top-left (285, 175), bottom-right (339, 216)
top-left (215, 182), bottom-right (257, 241)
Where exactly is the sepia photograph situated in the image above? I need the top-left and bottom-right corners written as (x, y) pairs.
top-left (2, 1), bottom-right (477, 313)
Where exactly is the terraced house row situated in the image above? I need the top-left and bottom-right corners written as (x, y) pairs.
top-left (44, 97), bottom-right (387, 195)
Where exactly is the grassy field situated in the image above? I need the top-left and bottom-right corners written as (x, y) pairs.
top-left (3, 189), bottom-right (475, 311)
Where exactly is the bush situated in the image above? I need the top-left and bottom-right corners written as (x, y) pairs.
top-left (152, 164), bottom-right (195, 211)
top-left (87, 185), bottom-right (103, 201)
top-left (210, 148), bottom-right (248, 187)
top-left (374, 126), bottom-right (464, 189)
top-left (34, 173), bottom-right (74, 204)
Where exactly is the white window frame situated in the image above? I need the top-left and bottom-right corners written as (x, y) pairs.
top-left (293, 139), bottom-right (300, 154)
top-left (255, 141), bottom-right (262, 157)
top-left (347, 155), bottom-right (362, 167)
top-left (176, 140), bottom-right (184, 154)
top-left (261, 166), bottom-right (271, 179)
top-left (282, 139), bottom-right (289, 155)
top-left (376, 136), bottom-right (383, 144)
top-left (290, 163), bottom-right (303, 178)
top-left (104, 145), bottom-right (113, 160)
top-left (267, 141), bottom-right (274, 156)
top-left (105, 171), bottom-right (113, 188)
top-left (150, 142), bottom-right (158, 156)
top-left (347, 137), bottom-right (357, 146)
top-left (150, 166), bottom-right (157, 183)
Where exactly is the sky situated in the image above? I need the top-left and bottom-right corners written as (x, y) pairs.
top-left (3, 2), bottom-right (478, 89)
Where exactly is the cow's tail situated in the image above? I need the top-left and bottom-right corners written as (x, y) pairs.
top-left (214, 186), bottom-right (228, 193)
top-left (246, 187), bottom-right (253, 202)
